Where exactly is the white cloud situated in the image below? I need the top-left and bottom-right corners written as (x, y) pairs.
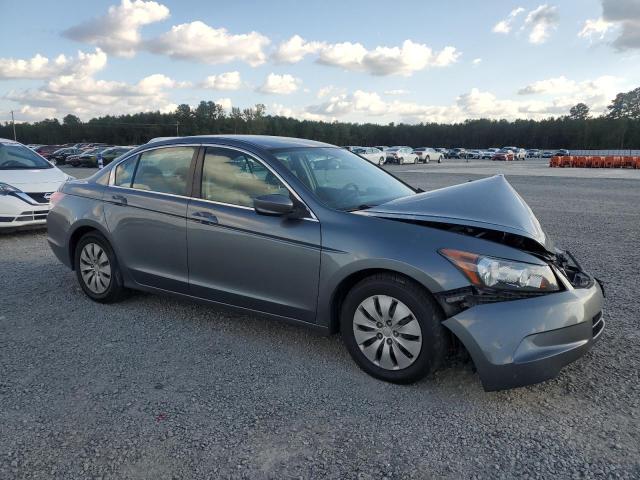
top-left (516, 75), bottom-right (624, 115)
top-left (5, 70), bottom-right (187, 120)
top-left (472, 58), bottom-right (482, 66)
top-left (302, 75), bottom-right (626, 124)
top-left (146, 21), bottom-right (270, 66)
top-left (272, 35), bottom-right (325, 63)
top-left (492, 7), bottom-right (525, 34)
top-left (579, 17), bottom-right (613, 40)
top-left (257, 73), bottom-right (301, 94)
top-left (201, 71), bottom-right (242, 90)
top-left (273, 36), bottom-right (460, 76)
top-left (524, 4), bottom-right (559, 44)
top-left (215, 98), bottom-right (232, 110)
top-left (0, 49), bottom-right (107, 80)
top-left (384, 89), bottom-right (410, 95)
top-left (63, 0), bottom-right (169, 57)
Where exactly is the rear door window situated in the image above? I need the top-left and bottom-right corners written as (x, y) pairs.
top-left (132, 147), bottom-right (196, 196)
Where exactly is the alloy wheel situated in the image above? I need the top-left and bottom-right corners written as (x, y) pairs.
top-left (79, 243), bottom-right (112, 294)
top-left (352, 295), bottom-right (423, 370)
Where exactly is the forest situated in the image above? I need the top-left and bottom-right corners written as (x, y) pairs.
top-left (3, 87), bottom-right (640, 149)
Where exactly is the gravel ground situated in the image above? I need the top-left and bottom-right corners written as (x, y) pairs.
top-left (1, 163), bottom-right (639, 479)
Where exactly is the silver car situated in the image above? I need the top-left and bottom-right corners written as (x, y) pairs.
top-left (47, 135), bottom-right (604, 391)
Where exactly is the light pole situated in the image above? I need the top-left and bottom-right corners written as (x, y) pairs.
top-left (10, 110), bottom-right (17, 141)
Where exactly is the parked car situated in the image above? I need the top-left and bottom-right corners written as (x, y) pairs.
top-left (352, 147), bottom-right (386, 165)
top-left (555, 149), bottom-right (570, 157)
top-left (385, 146), bottom-right (418, 164)
top-left (97, 146), bottom-right (135, 167)
top-left (479, 149), bottom-right (494, 159)
top-left (66, 147), bottom-right (111, 167)
top-left (526, 149), bottom-right (541, 158)
top-left (448, 148), bottom-right (468, 159)
top-left (502, 147), bottom-right (525, 160)
top-left (413, 147), bottom-right (444, 163)
top-left (0, 138), bottom-right (73, 230)
top-left (47, 135), bottom-right (605, 391)
top-left (492, 149), bottom-right (515, 161)
top-left (374, 146), bottom-right (388, 152)
top-left (466, 149), bottom-right (482, 159)
top-left (435, 148), bottom-right (449, 158)
top-left (47, 147), bottom-right (82, 165)
top-left (542, 150), bottom-right (555, 158)
top-left (34, 145), bottom-right (64, 160)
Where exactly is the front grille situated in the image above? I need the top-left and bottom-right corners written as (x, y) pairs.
top-left (592, 312), bottom-right (605, 339)
top-left (15, 210), bottom-right (49, 222)
top-left (24, 192), bottom-right (53, 204)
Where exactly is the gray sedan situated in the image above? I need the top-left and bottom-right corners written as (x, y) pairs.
top-left (47, 135), bottom-right (604, 391)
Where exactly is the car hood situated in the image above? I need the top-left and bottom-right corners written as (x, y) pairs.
top-left (363, 174), bottom-right (553, 251)
top-left (0, 167), bottom-right (68, 191)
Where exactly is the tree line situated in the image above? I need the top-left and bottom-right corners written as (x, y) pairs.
top-left (3, 86), bottom-right (640, 149)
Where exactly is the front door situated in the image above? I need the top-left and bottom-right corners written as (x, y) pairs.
top-left (186, 146), bottom-right (321, 323)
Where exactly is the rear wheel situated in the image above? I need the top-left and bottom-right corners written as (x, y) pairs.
top-left (74, 232), bottom-right (127, 303)
top-left (399, 157), bottom-right (404, 165)
top-left (379, 157), bottom-right (384, 165)
top-left (340, 274), bottom-right (447, 384)
top-left (425, 156), bottom-right (430, 164)
top-left (413, 157), bottom-right (418, 164)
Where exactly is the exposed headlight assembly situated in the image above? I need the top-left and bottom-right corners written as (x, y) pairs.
top-left (440, 249), bottom-right (559, 292)
top-left (0, 182), bottom-right (21, 195)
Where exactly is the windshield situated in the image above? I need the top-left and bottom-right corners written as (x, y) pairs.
top-left (272, 147), bottom-right (415, 211)
top-left (0, 143), bottom-right (53, 169)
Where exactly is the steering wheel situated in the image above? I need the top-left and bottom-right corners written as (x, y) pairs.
top-left (339, 182), bottom-right (360, 202)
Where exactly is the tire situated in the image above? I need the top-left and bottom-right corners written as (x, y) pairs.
top-left (340, 273), bottom-right (447, 384)
top-left (379, 157), bottom-right (384, 165)
top-left (399, 157), bottom-right (404, 165)
top-left (413, 157), bottom-right (418, 164)
top-left (437, 156), bottom-right (442, 164)
top-left (74, 232), bottom-right (128, 303)
top-left (425, 156), bottom-right (430, 164)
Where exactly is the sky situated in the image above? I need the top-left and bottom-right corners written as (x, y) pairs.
top-left (1, 0), bottom-right (640, 125)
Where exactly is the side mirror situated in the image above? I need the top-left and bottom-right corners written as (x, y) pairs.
top-left (254, 194), bottom-right (294, 216)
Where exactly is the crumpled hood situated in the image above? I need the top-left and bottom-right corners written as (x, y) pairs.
top-left (363, 175), bottom-right (553, 251)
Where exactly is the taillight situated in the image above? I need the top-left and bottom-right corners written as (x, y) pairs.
top-left (50, 191), bottom-right (65, 206)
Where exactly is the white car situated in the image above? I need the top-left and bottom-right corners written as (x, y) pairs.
top-left (413, 147), bottom-right (444, 163)
top-left (0, 139), bottom-right (72, 230)
top-left (352, 147), bottom-right (386, 165)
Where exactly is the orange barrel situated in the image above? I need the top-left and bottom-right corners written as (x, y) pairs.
top-left (604, 156), bottom-right (614, 168)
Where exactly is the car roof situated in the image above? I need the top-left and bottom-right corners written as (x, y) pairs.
top-left (146, 135), bottom-right (334, 151)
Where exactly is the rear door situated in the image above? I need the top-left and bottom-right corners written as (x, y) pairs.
top-left (186, 145), bottom-right (321, 323)
top-left (103, 145), bottom-right (198, 293)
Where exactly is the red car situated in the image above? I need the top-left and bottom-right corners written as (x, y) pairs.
top-left (492, 149), bottom-right (514, 161)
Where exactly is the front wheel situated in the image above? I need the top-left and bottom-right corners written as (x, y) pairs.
top-left (399, 157), bottom-right (404, 165)
top-left (425, 156), bottom-right (430, 164)
top-left (413, 157), bottom-right (418, 164)
top-left (75, 232), bottom-right (128, 303)
top-left (340, 274), bottom-right (447, 384)
top-left (379, 157), bottom-right (385, 165)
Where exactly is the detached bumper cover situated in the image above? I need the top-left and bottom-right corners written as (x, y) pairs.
top-left (443, 281), bottom-right (604, 391)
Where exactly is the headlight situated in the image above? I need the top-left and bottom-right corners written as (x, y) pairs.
top-left (0, 182), bottom-right (21, 195)
top-left (440, 249), bottom-right (559, 292)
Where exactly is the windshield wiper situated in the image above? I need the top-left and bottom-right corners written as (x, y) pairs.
top-left (347, 204), bottom-right (377, 212)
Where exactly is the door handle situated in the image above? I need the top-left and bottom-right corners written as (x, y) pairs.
top-left (191, 211), bottom-right (218, 225)
top-left (111, 194), bottom-right (127, 205)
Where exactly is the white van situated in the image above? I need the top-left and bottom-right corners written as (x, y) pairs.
top-left (0, 139), bottom-right (72, 230)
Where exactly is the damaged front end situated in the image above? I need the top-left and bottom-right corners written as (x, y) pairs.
top-left (359, 174), bottom-right (605, 390)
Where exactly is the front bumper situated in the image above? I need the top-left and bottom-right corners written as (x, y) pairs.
top-left (0, 195), bottom-right (51, 229)
top-left (443, 281), bottom-right (604, 391)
